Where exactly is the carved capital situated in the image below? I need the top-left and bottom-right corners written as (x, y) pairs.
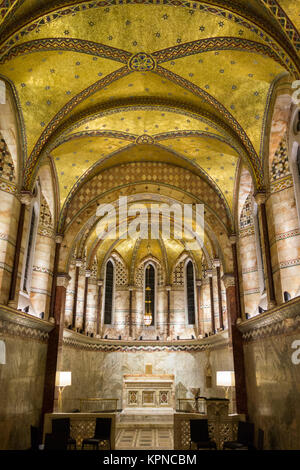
top-left (55, 234), bottom-right (63, 244)
top-left (85, 270), bottom-right (91, 278)
top-left (222, 273), bottom-right (235, 289)
top-left (19, 191), bottom-right (33, 206)
top-left (229, 234), bottom-right (237, 245)
top-left (76, 259), bottom-right (83, 267)
top-left (206, 269), bottom-right (213, 278)
top-left (196, 280), bottom-right (202, 287)
top-left (165, 285), bottom-right (171, 291)
top-left (128, 285), bottom-right (135, 291)
top-left (254, 192), bottom-right (266, 206)
top-left (213, 259), bottom-right (220, 268)
top-left (56, 272), bottom-right (71, 288)
top-left (97, 280), bottom-right (103, 287)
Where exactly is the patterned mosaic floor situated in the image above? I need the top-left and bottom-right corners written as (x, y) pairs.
top-left (116, 428), bottom-right (173, 450)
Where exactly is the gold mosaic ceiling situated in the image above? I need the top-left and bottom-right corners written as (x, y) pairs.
top-left (0, 0), bottom-right (299, 216)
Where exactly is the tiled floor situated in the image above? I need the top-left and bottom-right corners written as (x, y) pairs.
top-left (116, 428), bottom-right (173, 450)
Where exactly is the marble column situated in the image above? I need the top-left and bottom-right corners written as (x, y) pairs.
top-left (196, 280), bottom-right (202, 337)
top-left (207, 270), bottom-right (215, 333)
top-left (254, 192), bottom-right (276, 309)
top-left (8, 191), bottom-right (32, 307)
top-left (128, 286), bottom-right (134, 339)
top-left (49, 235), bottom-right (62, 318)
top-left (96, 280), bottom-right (103, 337)
top-left (41, 272), bottom-right (70, 417)
top-left (222, 273), bottom-right (248, 415)
top-left (229, 235), bottom-right (242, 321)
top-left (166, 285), bottom-right (171, 339)
top-left (214, 260), bottom-right (224, 330)
top-left (82, 270), bottom-right (91, 333)
top-left (71, 259), bottom-right (82, 329)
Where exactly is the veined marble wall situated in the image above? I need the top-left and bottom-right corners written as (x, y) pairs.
top-left (0, 308), bottom-right (51, 450)
top-left (244, 330), bottom-right (300, 450)
top-left (240, 298), bottom-right (300, 450)
top-left (60, 340), bottom-right (234, 413)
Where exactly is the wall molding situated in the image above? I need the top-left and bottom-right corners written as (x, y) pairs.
top-left (0, 304), bottom-right (54, 342)
top-left (63, 328), bottom-right (229, 352)
top-left (238, 297), bottom-right (300, 342)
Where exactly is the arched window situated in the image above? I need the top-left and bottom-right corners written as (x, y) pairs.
top-left (104, 260), bottom-right (114, 325)
top-left (186, 260), bottom-right (196, 325)
top-left (144, 263), bottom-right (155, 326)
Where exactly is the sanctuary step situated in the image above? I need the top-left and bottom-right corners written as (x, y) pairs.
top-left (117, 409), bottom-right (174, 428)
top-left (116, 428), bottom-right (173, 450)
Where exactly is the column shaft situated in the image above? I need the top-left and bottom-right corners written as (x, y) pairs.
top-left (209, 276), bottom-right (215, 333)
top-left (8, 203), bottom-right (26, 303)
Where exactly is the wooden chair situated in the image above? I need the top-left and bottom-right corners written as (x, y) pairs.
top-left (190, 419), bottom-right (217, 450)
top-left (223, 421), bottom-right (255, 450)
top-left (81, 418), bottom-right (112, 450)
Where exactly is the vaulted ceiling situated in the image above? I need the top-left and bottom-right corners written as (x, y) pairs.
top-left (0, 0), bottom-right (299, 240)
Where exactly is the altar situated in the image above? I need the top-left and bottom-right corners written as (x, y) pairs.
top-left (122, 364), bottom-right (175, 413)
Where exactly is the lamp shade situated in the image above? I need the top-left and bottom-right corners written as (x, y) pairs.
top-left (55, 371), bottom-right (71, 387)
top-left (216, 371), bottom-right (235, 387)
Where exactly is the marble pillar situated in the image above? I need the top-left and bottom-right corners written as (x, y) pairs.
top-left (222, 273), bottom-right (248, 415)
top-left (71, 259), bottom-right (82, 329)
top-left (82, 270), bottom-right (90, 332)
top-left (96, 280), bottom-right (103, 337)
top-left (8, 192), bottom-right (32, 307)
top-left (208, 270), bottom-right (215, 333)
top-left (254, 193), bottom-right (276, 309)
top-left (215, 261), bottom-right (224, 330)
top-left (41, 272), bottom-right (70, 416)
top-left (196, 280), bottom-right (203, 337)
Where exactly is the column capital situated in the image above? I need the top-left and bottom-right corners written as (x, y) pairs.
top-left (55, 234), bottom-right (63, 244)
top-left (97, 279), bottom-right (103, 287)
top-left (165, 285), bottom-right (171, 291)
top-left (56, 272), bottom-right (71, 288)
top-left (128, 285), bottom-right (135, 291)
top-left (206, 269), bottom-right (213, 278)
top-left (222, 273), bottom-right (235, 289)
top-left (75, 259), bottom-right (83, 267)
top-left (196, 279), bottom-right (202, 287)
top-left (213, 258), bottom-right (221, 268)
top-left (85, 270), bottom-right (91, 278)
top-left (254, 191), bottom-right (266, 205)
top-left (19, 190), bottom-right (33, 206)
top-left (229, 234), bottom-right (238, 245)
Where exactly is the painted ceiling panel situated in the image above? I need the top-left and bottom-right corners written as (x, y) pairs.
top-left (160, 135), bottom-right (238, 208)
top-left (162, 50), bottom-right (285, 154)
top-left (66, 109), bottom-right (225, 138)
top-left (52, 135), bottom-right (131, 204)
top-left (0, 51), bottom-right (122, 155)
top-left (63, 71), bottom-right (222, 125)
top-left (5, 4), bottom-right (271, 54)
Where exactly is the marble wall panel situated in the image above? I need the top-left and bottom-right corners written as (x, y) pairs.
top-left (0, 334), bottom-right (47, 450)
top-left (244, 331), bottom-right (300, 449)
top-left (60, 345), bottom-right (234, 413)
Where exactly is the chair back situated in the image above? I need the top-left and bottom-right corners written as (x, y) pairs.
top-left (52, 418), bottom-right (71, 438)
top-left (30, 425), bottom-right (39, 450)
top-left (44, 432), bottom-right (68, 450)
top-left (237, 421), bottom-right (254, 445)
top-left (190, 419), bottom-right (210, 442)
top-left (257, 428), bottom-right (264, 450)
top-left (94, 418), bottom-right (112, 439)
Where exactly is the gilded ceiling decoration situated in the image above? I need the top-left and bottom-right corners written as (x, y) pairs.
top-left (0, 0), bottom-right (299, 244)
